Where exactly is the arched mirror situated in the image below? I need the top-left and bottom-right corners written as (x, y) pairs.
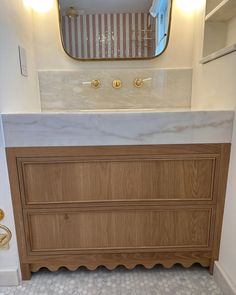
top-left (57, 0), bottom-right (172, 60)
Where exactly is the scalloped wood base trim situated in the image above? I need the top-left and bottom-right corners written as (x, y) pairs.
top-left (30, 261), bottom-right (209, 273)
top-left (22, 251), bottom-right (212, 280)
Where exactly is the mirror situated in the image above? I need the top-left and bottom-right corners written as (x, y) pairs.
top-left (57, 0), bottom-right (172, 60)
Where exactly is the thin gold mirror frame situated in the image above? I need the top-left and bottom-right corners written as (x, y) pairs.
top-left (57, 0), bottom-right (173, 61)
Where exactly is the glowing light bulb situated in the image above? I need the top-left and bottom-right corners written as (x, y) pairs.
top-left (176, 0), bottom-right (204, 13)
top-left (23, 0), bottom-right (54, 13)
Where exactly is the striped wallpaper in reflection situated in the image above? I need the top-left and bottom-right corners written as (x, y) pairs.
top-left (61, 13), bottom-right (156, 59)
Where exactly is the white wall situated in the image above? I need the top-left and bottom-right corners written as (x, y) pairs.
top-left (218, 116), bottom-right (236, 289)
top-left (0, 118), bottom-right (19, 285)
top-left (191, 1), bottom-right (236, 289)
top-left (191, 3), bottom-right (236, 110)
top-left (33, 0), bottom-right (195, 70)
top-left (227, 16), bottom-right (236, 46)
top-left (191, 53), bottom-right (236, 110)
top-left (0, 0), bottom-right (43, 285)
top-left (0, 0), bottom-right (41, 113)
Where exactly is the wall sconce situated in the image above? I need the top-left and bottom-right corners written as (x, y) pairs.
top-left (23, 0), bottom-right (54, 13)
top-left (176, 0), bottom-right (204, 13)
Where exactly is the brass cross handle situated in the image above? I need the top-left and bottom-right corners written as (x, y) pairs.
top-left (134, 78), bottom-right (144, 88)
top-left (134, 77), bottom-right (152, 88)
top-left (82, 80), bottom-right (101, 89)
top-left (0, 224), bottom-right (12, 248)
top-left (91, 79), bottom-right (101, 89)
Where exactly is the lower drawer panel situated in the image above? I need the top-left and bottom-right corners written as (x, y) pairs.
top-left (27, 208), bottom-right (212, 253)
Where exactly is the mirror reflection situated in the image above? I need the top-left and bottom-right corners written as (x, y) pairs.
top-left (58, 0), bottom-right (172, 60)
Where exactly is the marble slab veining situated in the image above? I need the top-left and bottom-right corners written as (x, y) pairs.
top-left (39, 69), bottom-right (192, 111)
top-left (2, 111), bottom-right (234, 147)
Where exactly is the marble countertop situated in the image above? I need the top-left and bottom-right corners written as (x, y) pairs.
top-left (0, 110), bottom-right (234, 147)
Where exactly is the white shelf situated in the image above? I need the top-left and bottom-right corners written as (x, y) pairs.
top-left (200, 43), bottom-right (236, 64)
top-left (205, 0), bottom-right (236, 22)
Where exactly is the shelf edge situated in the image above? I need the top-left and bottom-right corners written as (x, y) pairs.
top-left (205, 0), bottom-right (230, 21)
top-left (200, 44), bottom-right (236, 64)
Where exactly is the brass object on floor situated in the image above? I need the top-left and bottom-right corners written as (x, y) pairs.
top-left (0, 224), bottom-right (12, 248)
top-left (0, 209), bottom-right (5, 221)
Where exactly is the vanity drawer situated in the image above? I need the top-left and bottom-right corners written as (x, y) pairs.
top-left (18, 157), bottom-right (216, 205)
top-left (26, 208), bottom-right (213, 253)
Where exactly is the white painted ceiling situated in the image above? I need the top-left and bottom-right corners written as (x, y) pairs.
top-left (59, 0), bottom-right (153, 14)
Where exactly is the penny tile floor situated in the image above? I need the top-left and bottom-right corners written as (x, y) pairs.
top-left (0, 265), bottom-right (223, 295)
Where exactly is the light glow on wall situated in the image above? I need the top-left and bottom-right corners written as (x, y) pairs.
top-left (23, 0), bottom-right (54, 13)
top-left (176, 0), bottom-right (204, 13)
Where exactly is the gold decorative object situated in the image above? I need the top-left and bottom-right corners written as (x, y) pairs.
top-left (0, 224), bottom-right (12, 248)
top-left (134, 78), bottom-right (144, 88)
top-left (91, 79), bottom-right (101, 89)
top-left (112, 79), bottom-right (122, 89)
top-left (0, 209), bottom-right (4, 221)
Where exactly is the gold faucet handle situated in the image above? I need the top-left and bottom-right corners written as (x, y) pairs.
top-left (134, 77), bottom-right (152, 88)
top-left (134, 78), bottom-right (144, 88)
top-left (0, 224), bottom-right (12, 248)
top-left (82, 80), bottom-right (101, 89)
top-left (91, 79), bottom-right (101, 89)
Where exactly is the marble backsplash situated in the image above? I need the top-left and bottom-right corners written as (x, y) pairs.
top-left (39, 68), bottom-right (192, 111)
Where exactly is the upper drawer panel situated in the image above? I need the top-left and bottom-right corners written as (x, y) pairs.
top-left (19, 156), bottom-right (216, 204)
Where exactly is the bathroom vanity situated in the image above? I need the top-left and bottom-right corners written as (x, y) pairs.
top-left (2, 110), bottom-right (233, 280)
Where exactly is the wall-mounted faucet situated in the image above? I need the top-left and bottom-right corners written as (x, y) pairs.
top-left (82, 77), bottom-right (152, 90)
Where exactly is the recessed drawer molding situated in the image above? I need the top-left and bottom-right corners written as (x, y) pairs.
top-left (20, 157), bottom-right (216, 204)
top-left (28, 208), bottom-right (212, 253)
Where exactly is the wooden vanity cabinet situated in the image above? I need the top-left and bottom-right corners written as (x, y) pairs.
top-left (6, 144), bottom-right (230, 280)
